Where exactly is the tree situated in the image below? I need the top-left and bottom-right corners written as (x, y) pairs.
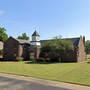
top-left (40, 38), bottom-right (74, 61)
top-left (0, 27), bottom-right (8, 42)
top-left (85, 40), bottom-right (90, 54)
top-left (18, 33), bottom-right (29, 40)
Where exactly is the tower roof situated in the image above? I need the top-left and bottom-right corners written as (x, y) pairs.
top-left (32, 30), bottom-right (40, 36)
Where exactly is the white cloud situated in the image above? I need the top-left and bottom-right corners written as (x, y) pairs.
top-left (0, 10), bottom-right (5, 16)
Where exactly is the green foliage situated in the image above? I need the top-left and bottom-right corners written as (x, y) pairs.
top-left (85, 40), bottom-right (90, 54)
top-left (16, 57), bottom-right (24, 62)
top-left (40, 38), bottom-right (74, 61)
top-left (0, 49), bottom-right (3, 55)
top-left (87, 54), bottom-right (90, 62)
top-left (18, 33), bottom-right (29, 40)
top-left (0, 27), bottom-right (8, 42)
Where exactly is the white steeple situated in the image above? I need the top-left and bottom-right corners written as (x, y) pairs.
top-left (31, 30), bottom-right (41, 46)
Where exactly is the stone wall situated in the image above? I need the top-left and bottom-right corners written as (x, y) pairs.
top-left (29, 46), bottom-right (40, 60)
top-left (3, 38), bottom-right (19, 60)
top-left (0, 41), bottom-right (3, 50)
top-left (77, 36), bottom-right (86, 62)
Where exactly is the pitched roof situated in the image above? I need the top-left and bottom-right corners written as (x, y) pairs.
top-left (8, 36), bottom-right (80, 47)
top-left (32, 30), bottom-right (40, 36)
top-left (6, 37), bottom-right (30, 45)
top-left (40, 37), bottom-right (80, 47)
top-left (16, 39), bottom-right (30, 44)
top-left (66, 37), bottom-right (80, 47)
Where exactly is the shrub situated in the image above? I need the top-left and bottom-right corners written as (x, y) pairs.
top-left (16, 57), bottom-right (24, 62)
top-left (86, 40), bottom-right (90, 54)
top-left (37, 58), bottom-right (50, 62)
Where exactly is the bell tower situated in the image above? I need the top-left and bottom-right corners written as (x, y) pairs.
top-left (30, 30), bottom-right (41, 60)
top-left (31, 30), bottom-right (41, 46)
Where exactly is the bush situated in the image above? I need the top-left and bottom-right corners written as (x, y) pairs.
top-left (16, 57), bottom-right (24, 62)
top-left (37, 58), bottom-right (51, 62)
top-left (86, 40), bottom-right (90, 54)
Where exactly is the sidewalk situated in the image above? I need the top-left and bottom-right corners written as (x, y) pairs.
top-left (0, 73), bottom-right (90, 90)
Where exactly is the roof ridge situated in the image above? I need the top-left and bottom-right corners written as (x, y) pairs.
top-left (40, 37), bottom-right (80, 41)
top-left (16, 39), bottom-right (30, 41)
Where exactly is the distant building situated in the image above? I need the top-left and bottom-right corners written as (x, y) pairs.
top-left (3, 31), bottom-right (86, 62)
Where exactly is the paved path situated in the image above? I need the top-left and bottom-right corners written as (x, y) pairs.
top-left (0, 73), bottom-right (90, 90)
top-left (0, 76), bottom-right (70, 90)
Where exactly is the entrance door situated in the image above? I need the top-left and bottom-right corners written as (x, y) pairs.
top-left (30, 52), bottom-right (35, 60)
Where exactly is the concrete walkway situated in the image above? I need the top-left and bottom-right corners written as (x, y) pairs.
top-left (0, 73), bottom-right (90, 90)
top-left (0, 76), bottom-right (69, 90)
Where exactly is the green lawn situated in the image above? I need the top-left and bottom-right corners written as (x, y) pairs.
top-left (0, 59), bottom-right (90, 86)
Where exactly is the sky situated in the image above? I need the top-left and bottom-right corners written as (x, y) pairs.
top-left (0, 0), bottom-right (90, 40)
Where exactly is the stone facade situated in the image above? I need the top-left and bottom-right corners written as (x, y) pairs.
top-left (0, 41), bottom-right (3, 58)
top-left (0, 41), bottom-right (3, 50)
top-left (77, 36), bottom-right (86, 62)
top-left (29, 46), bottom-right (40, 60)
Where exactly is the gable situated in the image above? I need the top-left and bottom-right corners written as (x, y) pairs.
top-left (4, 37), bottom-right (19, 48)
top-left (5, 37), bottom-right (30, 45)
top-left (5, 37), bottom-right (19, 44)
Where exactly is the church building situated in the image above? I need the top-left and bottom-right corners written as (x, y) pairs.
top-left (3, 31), bottom-right (86, 62)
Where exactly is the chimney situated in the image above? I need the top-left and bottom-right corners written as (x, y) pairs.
top-left (83, 36), bottom-right (85, 46)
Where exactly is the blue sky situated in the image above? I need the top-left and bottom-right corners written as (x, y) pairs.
top-left (0, 0), bottom-right (90, 40)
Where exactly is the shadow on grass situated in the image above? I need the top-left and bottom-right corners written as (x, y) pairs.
top-left (25, 61), bottom-right (76, 64)
top-left (87, 58), bottom-right (90, 64)
top-left (0, 59), bottom-right (18, 62)
top-left (87, 61), bottom-right (90, 64)
top-left (25, 61), bottom-right (54, 64)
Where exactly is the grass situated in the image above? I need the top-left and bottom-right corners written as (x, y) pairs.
top-left (0, 57), bottom-right (90, 86)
